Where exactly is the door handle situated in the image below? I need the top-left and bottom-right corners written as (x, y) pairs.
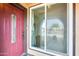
top-left (22, 32), bottom-right (24, 40)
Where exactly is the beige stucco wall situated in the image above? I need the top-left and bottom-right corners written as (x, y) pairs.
top-left (75, 3), bottom-right (79, 56)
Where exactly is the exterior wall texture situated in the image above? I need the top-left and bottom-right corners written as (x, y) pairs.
top-left (75, 3), bottom-right (79, 56)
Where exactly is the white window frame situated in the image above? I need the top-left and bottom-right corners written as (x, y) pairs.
top-left (30, 3), bottom-right (73, 56)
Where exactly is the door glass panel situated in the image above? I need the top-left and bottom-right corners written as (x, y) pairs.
top-left (31, 6), bottom-right (45, 49)
top-left (11, 14), bottom-right (16, 43)
top-left (46, 4), bottom-right (67, 54)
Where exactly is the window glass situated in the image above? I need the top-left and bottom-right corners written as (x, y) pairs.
top-left (11, 14), bottom-right (16, 43)
top-left (31, 6), bottom-right (45, 49)
top-left (46, 4), bottom-right (67, 54)
top-left (31, 3), bottom-right (68, 55)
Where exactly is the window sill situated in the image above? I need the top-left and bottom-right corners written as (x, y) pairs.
top-left (29, 47), bottom-right (68, 56)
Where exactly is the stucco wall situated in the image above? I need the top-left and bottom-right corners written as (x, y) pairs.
top-left (75, 3), bottom-right (79, 56)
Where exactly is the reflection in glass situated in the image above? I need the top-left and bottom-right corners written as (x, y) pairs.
top-left (46, 4), bottom-right (67, 54)
top-left (31, 6), bottom-right (45, 49)
top-left (11, 14), bottom-right (16, 43)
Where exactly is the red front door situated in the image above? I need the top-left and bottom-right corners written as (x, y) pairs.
top-left (0, 4), bottom-right (24, 56)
